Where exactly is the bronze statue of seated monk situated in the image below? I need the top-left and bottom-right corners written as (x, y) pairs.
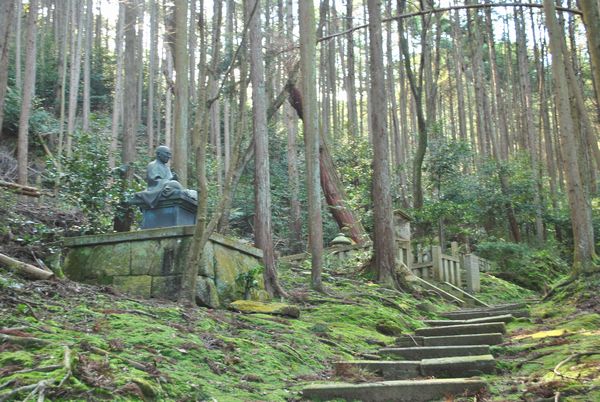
top-left (132, 145), bottom-right (197, 208)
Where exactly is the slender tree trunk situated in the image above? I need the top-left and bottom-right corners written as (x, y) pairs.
top-left (247, 0), bottom-right (286, 298)
top-left (543, 0), bottom-right (597, 274)
top-left (109, 2), bottom-right (124, 169)
top-left (515, 7), bottom-right (544, 243)
top-left (451, 10), bottom-right (467, 142)
top-left (0, 0), bottom-right (16, 137)
top-left (208, 0), bottom-right (223, 193)
top-left (345, 0), bottom-right (359, 138)
top-left (299, 0), bottom-right (324, 291)
top-left (173, 0), bottom-right (189, 186)
top-left (181, 0), bottom-right (208, 305)
top-left (82, 0), bottom-right (93, 132)
top-left (15, 0), bottom-right (22, 92)
top-left (147, 0), bottom-right (157, 154)
top-left (66, 1), bottom-right (84, 157)
top-left (285, 0), bottom-right (302, 252)
top-left (579, 0), bottom-right (600, 113)
top-left (368, 0), bottom-right (409, 288)
top-left (398, 0), bottom-right (427, 211)
top-left (164, 46), bottom-right (174, 148)
top-left (16, 0), bottom-right (38, 185)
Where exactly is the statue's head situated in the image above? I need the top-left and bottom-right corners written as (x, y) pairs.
top-left (156, 145), bottom-right (172, 163)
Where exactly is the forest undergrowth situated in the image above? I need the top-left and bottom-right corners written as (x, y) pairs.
top-left (1, 256), bottom-right (599, 401)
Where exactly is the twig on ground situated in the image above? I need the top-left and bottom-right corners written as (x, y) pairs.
top-left (553, 352), bottom-right (600, 380)
top-left (86, 345), bottom-right (148, 372)
top-left (12, 365), bottom-right (62, 375)
top-left (0, 380), bottom-right (16, 390)
top-left (514, 351), bottom-right (554, 369)
top-left (317, 338), bottom-right (355, 356)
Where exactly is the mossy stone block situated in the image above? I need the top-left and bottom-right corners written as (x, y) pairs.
top-left (113, 275), bottom-right (152, 297)
top-left (214, 243), bottom-right (261, 302)
top-left (199, 242), bottom-right (216, 278)
top-left (157, 239), bottom-right (183, 276)
top-left (88, 243), bottom-right (131, 278)
top-left (196, 276), bottom-right (220, 308)
top-left (130, 240), bottom-right (163, 275)
top-left (151, 275), bottom-right (181, 300)
top-left (63, 246), bottom-right (93, 280)
top-left (229, 300), bottom-right (300, 318)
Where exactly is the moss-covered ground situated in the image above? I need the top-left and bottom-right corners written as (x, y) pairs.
top-left (1, 262), bottom-right (598, 401)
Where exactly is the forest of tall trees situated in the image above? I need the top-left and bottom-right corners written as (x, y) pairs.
top-left (0, 0), bottom-right (598, 294)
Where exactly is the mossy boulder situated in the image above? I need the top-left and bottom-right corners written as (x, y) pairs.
top-left (229, 300), bottom-right (300, 318)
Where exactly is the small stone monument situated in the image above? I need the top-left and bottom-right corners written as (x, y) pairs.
top-left (129, 146), bottom-right (198, 229)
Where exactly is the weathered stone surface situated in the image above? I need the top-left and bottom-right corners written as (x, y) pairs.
top-left (423, 333), bottom-right (504, 346)
top-left (63, 228), bottom-right (264, 306)
top-left (199, 241), bottom-right (216, 278)
top-left (113, 275), bottom-right (152, 297)
top-left (63, 246), bottom-right (93, 281)
top-left (380, 345), bottom-right (491, 360)
top-left (214, 243), bottom-right (261, 302)
top-left (302, 378), bottom-right (488, 401)
top-left (420, 354), bottom-right (496, 378)
top-left (415, 322), bottom-right (506, 337)
top-left (395, 335), bottom-right (424, 347)
top-left (334, 361), bottom-right (420, 380)
top-left (423, 314), bottom-right (514, 326)
top-left (130, 240), bottom-right (163, 275)
top-left (196, 276), bottom-right (220, 308)
top-left (151, 275), bottom-right (181, 300)
top-left (229, 300), bottom-right (300, 318)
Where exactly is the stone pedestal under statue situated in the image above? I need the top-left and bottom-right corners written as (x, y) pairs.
top-left (134, 193), bottom-right (197, 229)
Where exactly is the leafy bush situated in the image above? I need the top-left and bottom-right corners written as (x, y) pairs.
top-left (46, 131), bottom-right (141, 233)
top-left (475, 240), bottom-right (568, 292)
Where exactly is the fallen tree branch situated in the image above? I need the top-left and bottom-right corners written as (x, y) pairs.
top-left (515, 350), bottom-right (554, 369)
top-left (11, 364), bottom-right (62, 375)
top-left (0, 333), bottom-right (51, 347)
top-left (553, 352), bottom-right (600, 379)
top-left (0, 252), bottom-right (54, 280)
top-left (0, 180), bottom-right (53, 198)
top-left (58, 346), bottom-right (73, 387)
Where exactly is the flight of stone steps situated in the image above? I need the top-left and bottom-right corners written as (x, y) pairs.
top-left (303, 302), bottom-right (530, 401)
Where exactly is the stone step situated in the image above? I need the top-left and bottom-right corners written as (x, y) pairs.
top-left (441, 309), bottom-right (529, 320)
top-left (449, 302), bottom-right (528, 314)
top-left (415, 322), bottom-right (506, 337)
top-left (302, 378), bottom-right (488, 401)
top-left (334, 360), bottom-right (420, 380)
top-left (423, 314), bottom-right (514, 326)
top-left (380, 345), bottom-right (491, 360)
top-left (396, 333), bottom-right (504, 347)
top-left (420, 354), bottom-right (496, 378)
top-left (336, 355), bottom-right (495, 380)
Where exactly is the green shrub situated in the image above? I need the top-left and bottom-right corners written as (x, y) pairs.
top-left (475, 240), bottom-right (568, 292)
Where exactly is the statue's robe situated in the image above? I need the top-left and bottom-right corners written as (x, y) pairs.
top-left (134, 160), bottom-right (182, 208)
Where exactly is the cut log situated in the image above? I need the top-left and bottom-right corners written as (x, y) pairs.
top-left (0, 252), bottom-right (54, 280)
